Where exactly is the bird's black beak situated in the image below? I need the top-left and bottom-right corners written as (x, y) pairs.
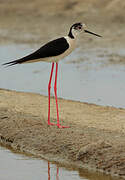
top-left (84, 30), bottom-right (102, 37)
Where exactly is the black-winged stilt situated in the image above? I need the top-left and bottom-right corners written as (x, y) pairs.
top-left (3, 22), bottom-right (101, 128)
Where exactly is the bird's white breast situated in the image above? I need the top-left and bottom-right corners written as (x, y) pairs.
top-left (49, 36), bottom-right (76, 62)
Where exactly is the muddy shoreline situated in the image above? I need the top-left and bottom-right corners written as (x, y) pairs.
top-left (0, 89), bottom-right (125, 178)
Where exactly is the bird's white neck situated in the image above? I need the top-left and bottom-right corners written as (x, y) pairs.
top-left (68, 28), bottom-right (80, 39)
top-left (71, 28), bottom-right (80, 38)
top-left (65, 36), bottom-right (76, 51)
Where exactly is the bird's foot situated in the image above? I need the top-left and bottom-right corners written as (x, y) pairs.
top-left (48, 123), bottom-right (69, 128)
top-left (48, 122), bottom-right (56, 126)
top-left (57, 124), bottom-right (70, 128)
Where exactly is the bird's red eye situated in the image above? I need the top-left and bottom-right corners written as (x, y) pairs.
top-left (77, 26), bottom-right (82, 30)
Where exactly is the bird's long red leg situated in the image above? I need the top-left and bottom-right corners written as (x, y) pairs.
top-left (54, 63), bottom-right (69, 128)
top-left (48, 62), bottom-right (55, 126)
top-left (54, 63), bottom-right (59, 126)
top-left (48, 162), bottom-right (50, 180)
top-left (56, 167), bottom-right (59, 180)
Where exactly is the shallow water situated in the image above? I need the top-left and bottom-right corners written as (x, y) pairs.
top-left (0, 146), bottom-right (120, 180)
top-left (1, 44), bottom-right (125, 108)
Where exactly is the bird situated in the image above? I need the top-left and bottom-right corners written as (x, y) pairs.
top-left (3, 22), bottom-right (101, 128)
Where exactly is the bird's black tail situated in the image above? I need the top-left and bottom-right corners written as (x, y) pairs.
top-left (2, 52), bottom-right (35, 67)
top-left (2, 59), bottom-right (22, 67)
top-left (2, 49), bottom-right (41, 67)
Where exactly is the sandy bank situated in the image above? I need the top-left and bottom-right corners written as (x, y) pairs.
top-left (0, 89), bottom-right (125, 178)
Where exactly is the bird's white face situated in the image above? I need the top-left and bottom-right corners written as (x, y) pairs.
top-left (71, 23), bottom-right (85, 38)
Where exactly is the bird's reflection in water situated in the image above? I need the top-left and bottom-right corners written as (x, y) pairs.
top-left (47, 161), bottom-right (117, 180)
top-left (48, 162), bottom-right (59, 180)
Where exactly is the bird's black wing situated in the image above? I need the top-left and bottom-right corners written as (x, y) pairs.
top-left (2, 37), bottom-right (69, 66)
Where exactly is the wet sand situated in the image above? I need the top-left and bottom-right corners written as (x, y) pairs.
top-left (0, 89), bottom-right (125, 178)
